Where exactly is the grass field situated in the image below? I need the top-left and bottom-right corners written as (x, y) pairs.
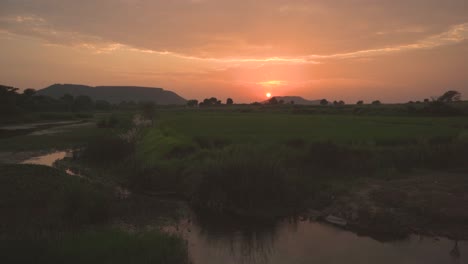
top-left (0, 112), bottom-right (134, 151)
top-left (1, 229), bottom-right (188, 264)
top-left (119, 110), bottom-right (468, 218)
top-left (157, 111), bottom-right (468, 144)
top-left (0, 164), bottom-right (112, 235)
top-left (2, 107), bottom-right (468, 243)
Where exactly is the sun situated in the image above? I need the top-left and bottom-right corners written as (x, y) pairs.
top-left (266, 92), bottom-right (272, 98)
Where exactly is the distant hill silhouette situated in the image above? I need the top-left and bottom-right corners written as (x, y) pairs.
top-left (266, 96), bottom-right (321, 105)
top-left (37, 84), bottom-right (186, 105)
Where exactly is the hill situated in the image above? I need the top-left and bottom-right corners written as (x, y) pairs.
top-left (37, 84), bottom-right (186, 105)
top-left (267, 96), bottom-right (321, 105)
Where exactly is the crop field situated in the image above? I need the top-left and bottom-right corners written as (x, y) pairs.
top-left (156, 111), bottom-right (468, 144)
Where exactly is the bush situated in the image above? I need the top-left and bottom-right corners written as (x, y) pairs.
top-left (421, 101), bottom-right (462, 116)
top-left (307, 142), bottom-right (375, 174)
top-left (192, 145), bottom-right (303, 217)
top-left (81, 137), bottom-right (134, 164)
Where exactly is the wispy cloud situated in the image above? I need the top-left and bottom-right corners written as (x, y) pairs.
top-left (1, 13), bottom-right (467, 66)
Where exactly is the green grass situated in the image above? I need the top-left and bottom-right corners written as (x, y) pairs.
top-left (0, 112), bottom-right (94, 125)
top-left (126, 111), bottom-right (468, 217)
top-left (157, 112), bottom-right (468, 144)
top-left (0, 164), bottom-right (111, 235)
top-left (0, 122), bottom-right (116, 152)
top-left (1, 229), bottom-right (188, 264)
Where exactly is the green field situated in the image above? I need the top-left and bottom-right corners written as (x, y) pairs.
top-left (2, 107), bottom-right (468, 249)
top-left (157, 111), bottom-right (468, 144)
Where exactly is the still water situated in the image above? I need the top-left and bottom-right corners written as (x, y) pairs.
top-left (167, 215), bottom-right (467, 264)
top-left (21, 151), bottom-right (70, 167)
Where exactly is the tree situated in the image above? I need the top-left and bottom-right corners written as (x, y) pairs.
top-left (320, 99), bottom-right (328, 106)
top-left (338, 100), bottom-right (345, 105)
top-left (22, 88), bottom-right (36, 97)
top-left (140, 102), bottom-right (156, 125)
top-left (226, 98), bottom-right (234, 105)
top-left (438, 90), bottom-right (461, 103)
top-left (290, 100), bottom-right (295, 105)
top-left (356, 100), bottom-right (364, 105)
top-left (371, 100), bottom-right (381, 105)
top-left (333, 100), bottom-right (338, 106)
top-left (73, 95), bottom-right (94, 111)
top-left (424, 99), bottom-right (430, 103)
top-left (0, 85), bottom-right (20, 114)
top-left (95, 100), bottom-right (111, 111)
top-left (187, 99), bottom-right (198, 107)
top-left (61, 94), bottom-right (74, 112)
top-left (199, 97), bottom-right (220, 107)
top-left (268, 97), bottom-right (279, 105)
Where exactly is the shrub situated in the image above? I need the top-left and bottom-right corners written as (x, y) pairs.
top-left (192, 145), bottom-right (303, 217)
top-left (81, 137), bottom-right (134, 164)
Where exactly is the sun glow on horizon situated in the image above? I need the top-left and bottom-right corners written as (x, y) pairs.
top-left (266, 92), bottom-right (272, 98)
top-left (258, 80), bottom-right (286, 87)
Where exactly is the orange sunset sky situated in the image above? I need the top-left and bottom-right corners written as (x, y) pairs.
top-left (1, 0), bottom-right (467, 103)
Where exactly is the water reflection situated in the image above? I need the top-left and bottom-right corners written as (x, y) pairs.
top-left (168, 213), bottom-right (467, 264)
top-left (21, 151), bottom-right (70, 167)
top-left (192, 213), bottom-right (279, 264)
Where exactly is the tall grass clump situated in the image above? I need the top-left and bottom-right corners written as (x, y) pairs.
top-left (137, 127), bottom-right (196, 166)
top-left (191, 145), bottom-right (305, 218)
top-left (81, 136), bottom-right (135, 165)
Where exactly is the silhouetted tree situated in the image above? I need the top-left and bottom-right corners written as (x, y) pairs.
top-left (187, 99), bottom-right (199, 107)
top-left (338, 100), bottom-right (345, 105)
top-left (199, 97), bottom-right (220, 107)
top-left (424, 99), bottom-right (430, 103)
top-left (22, 88), bottom-right (36, 97)
top-left (0, 85), bottom-right (20, 114)
top-left (290, 100), bottom-right (295, 105)
top-left (320, 99), bottom-right (328, 106)
top-left (438, 90), bottom-right (461, 103)
top-left (61, 94), bottom-right (74, 111)
top-left (371, 100), bottom-right (381, 105)
top-left (73, 95), bottom-right (94, 111)
top-left (278, 99), bottom-right (285, 104)
top-left (95, 100), bottom-right (111, 111)
top-left (140, 102), bottom-right (156, 125)
top-left (226, 98), bottom-right (234, 105)
top-left (356, 100), bottom-right (364, 105)
top-left (268, 97), bottom-right (279, 105)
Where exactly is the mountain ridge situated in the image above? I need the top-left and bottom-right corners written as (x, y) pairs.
top-left (266, 96), bottom-right (321, 105)
top-left (37, 84), bottom-right (186, 105)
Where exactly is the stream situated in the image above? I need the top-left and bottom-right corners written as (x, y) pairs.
top-left (19, 151), bottom-right (468, 264)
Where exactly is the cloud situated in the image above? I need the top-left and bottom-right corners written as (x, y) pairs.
top-left (1, 11), bottom-right (467, 67)
top-left (1, 0), bottom-right (467, 58)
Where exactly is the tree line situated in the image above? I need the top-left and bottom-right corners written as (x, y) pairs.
top-left (0, 85), bottom-right (116, 116)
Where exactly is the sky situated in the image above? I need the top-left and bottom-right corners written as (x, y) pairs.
top-left (0, 0), bottom-right (467, 103)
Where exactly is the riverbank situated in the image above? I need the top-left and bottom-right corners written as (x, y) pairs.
top-left (298, 170), bottom-right (468, 241)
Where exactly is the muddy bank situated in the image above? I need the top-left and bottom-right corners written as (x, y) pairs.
top-left (0, 150), bottom-right (67, 164)
top-left (0, 120), bottom-right (91, 138)
top-left (303, 171), bottom-right (468, 241)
